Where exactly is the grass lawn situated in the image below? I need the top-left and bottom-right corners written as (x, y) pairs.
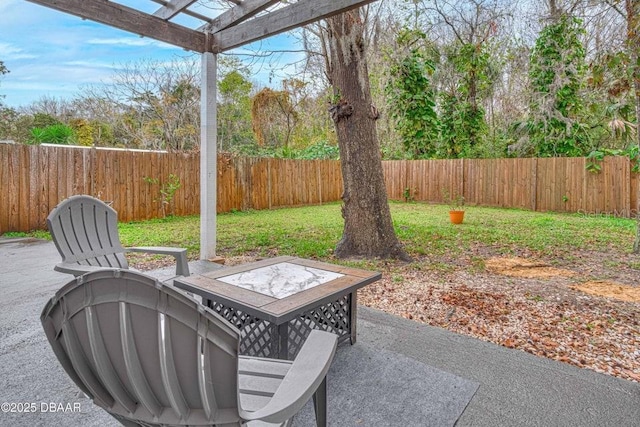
top-left (110, 201), bottom-right (637, 268)
top-left (7, 201), bottom-right (637, 263)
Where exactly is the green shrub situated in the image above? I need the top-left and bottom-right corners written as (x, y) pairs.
top-left (29, 123), bottom-right (75, 145)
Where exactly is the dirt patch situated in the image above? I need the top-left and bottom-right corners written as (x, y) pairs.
top-left (571, 280), bottom-right (640, 303)
top-left (485, 257), bottom-right (575, 278)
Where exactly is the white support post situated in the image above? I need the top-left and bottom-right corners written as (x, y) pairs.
top-left (200, 52), bottom-right (217, 260)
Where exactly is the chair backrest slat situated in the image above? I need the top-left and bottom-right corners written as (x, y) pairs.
top-left (60, 317), bottom-right (115, 408)
top-left (85, 305), bottom-right (137, 414)
top-left (158, 310), bottom-right (190, 420)
top-left (47, 195), bottom-right (128, 269)
top-left (51, 208), bottom-right (84, 261)
top-left (119, 301), bottom-right (164, 417)
top-left (41, 270), bottom-right (243, 426)
top-left (198, 332), bottom-right (219, 420)
top-left (41, 316), bottom-right (94, 398)
top-left (65, 203), bottom-right (98, 262)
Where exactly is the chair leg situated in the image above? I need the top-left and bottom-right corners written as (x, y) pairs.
top-left (312, 376), bottom-right (327, 427)
top-left (174, 250), bottom-right (190, 277)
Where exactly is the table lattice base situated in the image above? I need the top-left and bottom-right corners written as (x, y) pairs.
top-left (207, 294), bottom-right (352, 359)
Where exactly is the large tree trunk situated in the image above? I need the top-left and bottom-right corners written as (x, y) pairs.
top-left (325, 10), bottom-right (410, 261)
top-left (628, 0), bottom-right (640, 253)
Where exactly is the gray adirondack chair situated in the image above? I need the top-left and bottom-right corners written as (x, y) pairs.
top-left (41, 269), bottom-right (337, 426)
top-left (47, 195), bottom-right (190, 278)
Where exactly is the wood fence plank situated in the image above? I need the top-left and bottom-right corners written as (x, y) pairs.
top-left (48, 147), bottom-right (61, 209)
top-left (131, 152), bottom-right (141, 219)
top-left (0, 145), bottom-right (9, 233)
top-left (0, 145), bottom-right (15, 232)
top-left (29, 145), bottom-right (41, 230)
top-left (7, 145), bottom-right (20, 231)
top-left (631, 163), bottom-right (639, 219)
top-left (18, 145), bottom-right (30, 231)
top-left (148, 151), bottom-right (160, 217)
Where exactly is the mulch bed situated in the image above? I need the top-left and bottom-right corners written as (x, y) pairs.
top-left (133, 250), bottom-right (640, 383)
top-left (358, 252), bottom-right (640, 383)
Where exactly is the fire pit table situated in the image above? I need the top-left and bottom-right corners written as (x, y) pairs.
top-left (174, 256), bottom-right (381, 359)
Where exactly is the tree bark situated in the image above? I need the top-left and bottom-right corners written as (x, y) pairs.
top-left (326, 10), bottom-right (410, 261)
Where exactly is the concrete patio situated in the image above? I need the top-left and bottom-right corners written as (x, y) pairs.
top-left (1, 237), bottom-right (638, 426)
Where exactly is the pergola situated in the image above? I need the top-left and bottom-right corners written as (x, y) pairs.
top-left (25, 0), bottom-right (375, 260)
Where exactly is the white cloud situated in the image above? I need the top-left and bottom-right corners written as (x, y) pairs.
top-left (0, 42), bottom-right (37, 65)
top-left (63, 60), bottom-right (120, 70)
top-left (3, 81), bottom-right (72, 92)
top-left (0, 42), bottom-right (36, 60)
top-left (87, 37), bottom-right (175, 49)
top-left (0, 42), bottom-right (20, 55)
top-left (0, 0), bottom-right (21, 16)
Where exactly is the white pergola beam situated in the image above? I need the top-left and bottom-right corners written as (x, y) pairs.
top-left (26, 0), bottom-right (206, 52)
top-left (153, 0), bottom-right (198, 20)
top-left (151, 0), bottom-right (213, 24)
top-left (211, 0), bottom-right (377, 52)
top-left (206, 0), bottom-right (279, 33)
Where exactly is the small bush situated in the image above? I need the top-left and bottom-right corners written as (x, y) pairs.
top-left (29, 123), bottom-right (75, 145)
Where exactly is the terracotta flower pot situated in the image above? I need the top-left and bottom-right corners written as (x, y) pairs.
top-left (449, 210), bottom-right (465, 224)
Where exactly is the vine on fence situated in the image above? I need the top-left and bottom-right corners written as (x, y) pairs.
top-left (402, 187), bottom-right (416, 202)
top-left (143, 174), bottom-right (181, 218)
top-left (586, 147), bottom-right (640, 173)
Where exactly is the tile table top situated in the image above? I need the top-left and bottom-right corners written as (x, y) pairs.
top-left (217, 262), bottom-right (344, 299)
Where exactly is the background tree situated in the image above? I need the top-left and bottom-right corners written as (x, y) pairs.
top-left (581, 1), bottom-right (633, 155)
top-left (385, 28), bottom-right (440, 158)
top-left (23, 95), bottom-right (76, 121)
top-left (217, 58), bottom-right (254, 152)
top-left (251, 87), bottom-right (296, 150)
top-left (71, 95), bottom-right (119, 146)
top-left (412, 0), bottom-right (509, 158)
top-left (2, 0), bottom-right (638, 168)
top-left (627, 0), bottom-right (640, 252)
top-left (95, 58), bottom-right (200, 151)
top-left (325, 8), bottom-right (410, 261)
top-left (0, 60), bottom-right (8, 106)
top-left (527, 14), bottom-right (589, 157)
top-left (439, 41), bottom-right (492, 157)
top-left (603, 0), bottom-right (640, 252)
top-left (0, 61), bottom-right (21, 141)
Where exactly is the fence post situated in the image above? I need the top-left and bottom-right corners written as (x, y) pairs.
top-left (461, 158), bottom-right (465, 202)
top-left (89, 146), bottom-right (96, 197)
top-left (531, 158), bottom-right (538, 212)
top-left (405, 159), bottom-right (410, 200)
top-left (268, 158), bottom-right (272, 209)
top-left (316, 160), bottom-right (322, 204)
top-left (627, 156), bottom-right (632, 218)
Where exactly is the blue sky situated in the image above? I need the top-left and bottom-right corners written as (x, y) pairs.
top-left (0, 0), bottom-right (305, 108)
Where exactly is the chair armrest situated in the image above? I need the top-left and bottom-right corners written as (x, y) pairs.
top-left (126, 246), bottom-right (190, 277)
top-left (54, 263), bottom-right (116, 277)
top-left (240, 330), bottom-right (337, 424)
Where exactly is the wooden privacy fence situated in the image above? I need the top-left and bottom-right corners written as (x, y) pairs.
top-left (0, 144), bottom-right (638, 234)
top-left (0, 144), bottom-right (343, 233)
top-left (383, 157), bottom-right (639, 217)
